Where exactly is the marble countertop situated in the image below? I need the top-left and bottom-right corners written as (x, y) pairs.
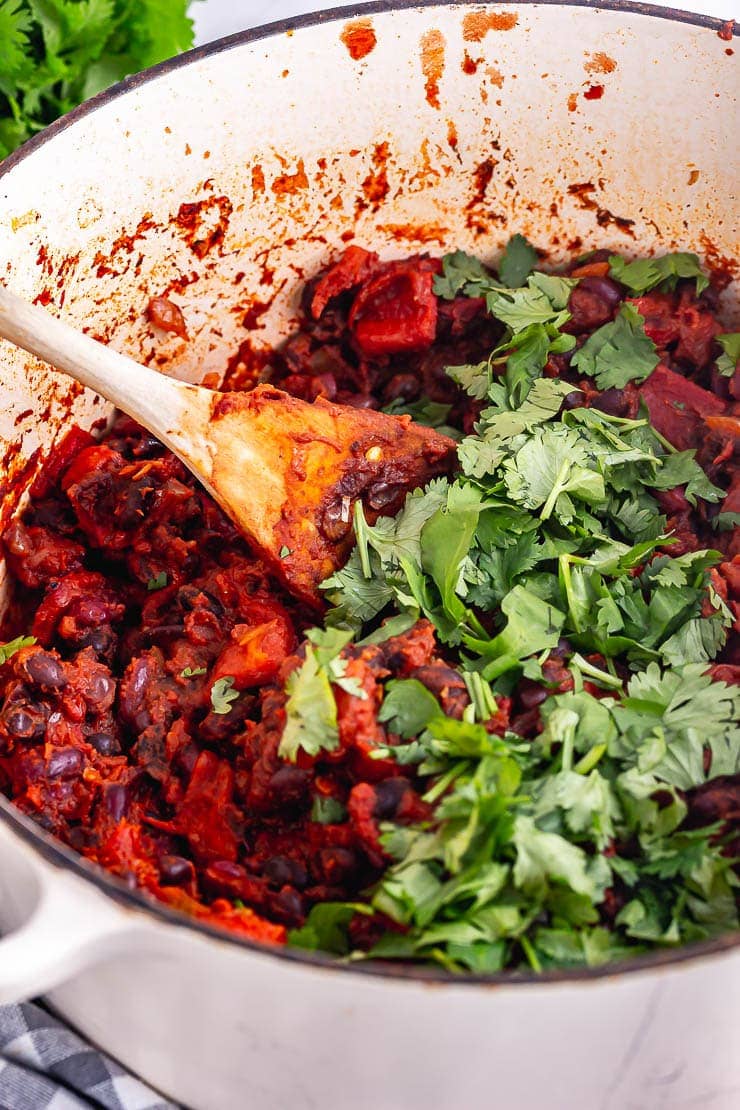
top-left (191, 0), bottom-right (734, 46)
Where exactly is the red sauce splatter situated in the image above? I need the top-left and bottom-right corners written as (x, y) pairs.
top-left (361, 142), bottom-right (390, 209)
top-left (487, 66), bottom-right (504, 89)
top-left (378, 222), bottom-right (449, 246)
top-left (341, 18), bottom-right (377, 60)
top-left (718, 20), bottom-right (734, 41)
top-left (461, 50), bottom-right (478, 74)
top-left (175, 196), bottom-right (233, 259)
top-left (32, 288), bottom-right (52, 306)
top-left (699, 233), bottom-right (738, 290)
top-left (271, 159), bottom-right (309, 197)
top-left (251, 164), bottom-right (265, 196)
top-left (220, 339), bottom-right (272, 391)
top-left (421, 29), bottom-right (445, 110)
top-left (726, 47), bottom-right (734, 55)
top-left (567, 182), bottom-right (635, 236)
top-left (584, 51), bottom-right (617, 74)
top-left (584, 84), bottom-right (604, 100)
top-left (567, 92), bottom-right (579, 112)
top-left (462, 11), bottom-right (518, 41)
top-left (241, 299), bottom-right (272, 331)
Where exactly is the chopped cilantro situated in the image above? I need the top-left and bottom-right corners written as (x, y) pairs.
top-left (279, 545), bottom-right (292, 558)
top-left (146, 571), bottom-right (168, 591)
top-left (0, 635), bottom-right (36, 665)
top-left (181, 666), bottom-right (207, 678)
top-left (210, 676), bottom-right (240, 715)
top-left (498, 234), bottom-right (538, 288)
top-left (571, 303), bottom-right (659, 388)
top-left (608, 252), bottom-right (709, 296)
top-left (716, 333), bottom-right (740, 377)
top-left (311, 795), bottom-right (348, 825)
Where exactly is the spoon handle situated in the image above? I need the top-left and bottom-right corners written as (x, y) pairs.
top-left (0, 283), bottom-right (203, 451)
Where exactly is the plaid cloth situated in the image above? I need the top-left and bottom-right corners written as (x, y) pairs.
top-left (0, 1002), bottom-right (179, 1110)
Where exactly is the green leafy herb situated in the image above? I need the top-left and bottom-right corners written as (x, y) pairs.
top-left (498, 234), bottom-right (538, 288)
top-left (433, 250), bottom-right (492, 300)
top-left (279, 545), bottom-right (292, 558)
top-left (609, 252), bottom-right (710, 296)
top-left (210, 676), bottom-right (239, 715)
top-left (147, 571), bottom-right (168, 591)
top-left (181, 665), bottom-right (207, 678)
top-left (716, 333), bottom-right (740, 377)
top-left (0, 634), bottom-right (36, 664)
top-left (571, 303), bottom-right (659, 389)
top-left (0, 0), bottom-right (196, 159)
top-left (311, 795), bottom-right (348, 825)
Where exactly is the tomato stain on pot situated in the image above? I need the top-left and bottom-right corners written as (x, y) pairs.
top-left (462, 11), bottom-right (518, 41)
top-left (584, 84), bottom-right (604, 101)
top-left (340, 19), bottom-right (377, 61)
top-left (174, 197), bottom-right (233, 259)
top-left (461, 50), bottom-right (478, 74)
top-left (584, 51), bottom-right (617, 75)
top-left (420, 29), bottom-right (445, 110)
top-left (717, 20), bottom-right (734, 40)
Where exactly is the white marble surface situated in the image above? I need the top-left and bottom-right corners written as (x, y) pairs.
top-left (191, 0), bottom-right (734, 45)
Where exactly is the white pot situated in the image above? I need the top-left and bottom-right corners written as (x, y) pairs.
top-left (0, 4), bottom-right (738, 1108)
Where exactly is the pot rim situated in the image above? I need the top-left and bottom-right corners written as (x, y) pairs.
top-left (0, 0), bottom-right (738, 987)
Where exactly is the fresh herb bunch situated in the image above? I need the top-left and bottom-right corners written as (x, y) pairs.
top-left (0, 0), bottom-right (195, 159)
top-left (286, 243), bottom-right (740, 972)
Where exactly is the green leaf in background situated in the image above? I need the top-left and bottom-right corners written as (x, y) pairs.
top-left (498, 234), bottom-right (538, 288)
top-left (715, 333), bottom-right (740, 377)
top-left (0, 0), bottom-right (196, 159)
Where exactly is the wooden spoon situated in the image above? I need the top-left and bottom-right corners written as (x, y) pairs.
top-left (0, 285), bottom-right (456, 605)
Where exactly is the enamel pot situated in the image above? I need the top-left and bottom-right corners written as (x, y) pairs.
top-left (0, 4), bottom-right (738, 1108)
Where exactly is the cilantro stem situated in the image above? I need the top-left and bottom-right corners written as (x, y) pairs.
top-left (520, 935), bottom-right (542, 973)
top-left (540, 459), bottom-right (570, 521)
top-left (569, 653), bottom-right (624, 690)
top-left (353, 501), bottom-right (373, 579)
top-left (574, 742), bottom-right (607, 774)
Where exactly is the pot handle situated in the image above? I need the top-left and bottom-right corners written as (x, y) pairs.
top-left (0, 824), bottom-right (150, 1005)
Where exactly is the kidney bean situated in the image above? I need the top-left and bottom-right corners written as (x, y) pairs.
top-left (517, 679), bottom-right (549, 711)
top-left (104, 783), bottom-right (130, 820)
top-left (590, 388), bottom-right (629, 417)
top-left (88, 731), bottom-right (121, 756)
top-left (578, 275), bottom-right (622, 308)
top-left (159, 854), bottom-right (195, 886)
top-left (86, 672), bottom-right (115, 707)
top-left (4, 709), bottom-right (37, 740)
top-left (25, 653), bottom-right (68, 690)
top-left (47, 747), bottom-right (84, 779)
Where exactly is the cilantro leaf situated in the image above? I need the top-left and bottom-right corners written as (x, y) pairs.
top-left (485, 273), bottom-right (576, 333)
top-left (0, 1), bottom-right (195, 160)
top-left (310, 795), bottom-right (347, 825)
top-left (147, 571), bottom-right (168, 591)
top-left (609, 252), bottom-right (709, 296)
top-left (181, 665), bottom-right (206, 678)
top-left (715, 333), bottom-right (740, 377)
top-left (433, 250), bottom-right (491, 300)
top-left (0, 634), bottom-right (36, 664)
top-left (571, 303), bottom-right (659, 389)
top-left (278, 646), bottom-right (340, 762)
top-left (498, 234), bottom-right (538, 288)
top-left (378, 678), bottom-right (443, 737)
top-left (210, 676), bottom-right (239, 715)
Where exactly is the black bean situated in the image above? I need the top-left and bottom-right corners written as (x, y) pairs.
top-left (159, 855), bottom-right (195, 886)
top-left (373, 778), bottom-right (408, 819)
top-left (264, 857), bottom-right (309, 889)
top-left (320, 847), bottom-right (357, 883)
top-left (25, 653), bottom-right (67, 690)
top-left (88, 731), bottom-right (121, 756)
top-left (104, 783), bottom-right (130, 820)
top-left (47, 747), bottom-right (83, 779)
top-left (383, 373), bottom-right (420, 404)
top-left (269, 766), bottom-right (310, 802)
top-left (272, 887), bottom-right (305, 923)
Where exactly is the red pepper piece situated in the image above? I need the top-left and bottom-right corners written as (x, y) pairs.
top-left (310, 245), bottom-right (379, 318)
top-left (349, 265), bottom-right (438, 356)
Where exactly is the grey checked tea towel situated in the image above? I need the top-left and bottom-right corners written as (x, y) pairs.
top-left (0, 1002), bottom-right (179, 1110)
